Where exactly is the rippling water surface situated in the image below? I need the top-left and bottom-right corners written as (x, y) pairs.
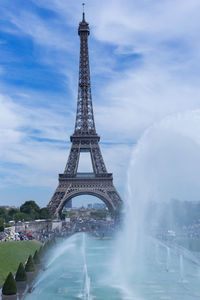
top-left (24, 233), bottom-right (200, 300)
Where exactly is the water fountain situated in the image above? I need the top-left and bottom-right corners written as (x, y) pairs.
top-left (179, 254), bottom-right (184, 281)
top-left (24, 111), bottom-right (200, 299)
top-left (166, 247), bottom-right (171, 272)
top-left (24, 233), bottom-right (200, 300)
top-left (80, 234), bottom-right (91, 300)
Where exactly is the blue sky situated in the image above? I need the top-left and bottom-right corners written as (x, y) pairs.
top-left (1, 0), bottom-right (200, 208)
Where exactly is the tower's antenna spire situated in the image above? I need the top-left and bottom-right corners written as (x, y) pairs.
top-left (82, 3), bottom-right (85, 21)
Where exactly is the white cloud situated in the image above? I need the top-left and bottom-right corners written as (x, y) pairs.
top-left (3, 9), bottom-right (73, 50)
top-left (0, 92), bottom-right (129, 196)
top-left (0, 92), bottom-right (67, 187)
top-left (95, 64), bottom-right (200, 143)
top-left (1, 0), bottom-right (200, 205)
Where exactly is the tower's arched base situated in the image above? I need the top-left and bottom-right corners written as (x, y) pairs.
top-left (48, 173), bottom-right (122, 219)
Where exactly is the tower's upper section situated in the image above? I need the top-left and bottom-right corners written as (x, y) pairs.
top-left (72, 7), bottom-right (98, 139)
top-left (78, 11), bottom-right (90, 35)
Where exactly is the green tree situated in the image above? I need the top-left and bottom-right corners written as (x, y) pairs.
top-left (0, 207), bottom-right (8, 222)
top-left (15, 262), bottom-right (27, 281)
top-left (0, 217), bottom-right (4, 231)
top-left (25, 255), bottom-right (35, 272)
top-left (14, 212), bottom-right (30, 222)
top-left (68, 211), bottom-right (76, 217)
top-left (39, 207), bottom-right (51, 219)
top-left (90, 210), bottom-right (107, 219)
top-left (20, 201), bottom-right (40, 220)
top-left (8, 208), bottom-right (20, 219)
top-left (2, 272), bottom-right (17, 295)
top-left (0, 207), bottom-right (7, 216)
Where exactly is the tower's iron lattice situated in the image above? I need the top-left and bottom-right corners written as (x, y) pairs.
top-left (48, 11), bottom-right (123, 218)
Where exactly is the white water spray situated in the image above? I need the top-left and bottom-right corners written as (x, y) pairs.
top-left (47, 243), bottom-right (75, 268)
top-left (33, 235), bottom-right (77, 289)
top-left (81, 233), bottom-right (92, 300)
top-left (179, 254), bottom-right (184, 281)
top-left (109, 111), bottom-right (200, 297)
top-left (166, 247), bottom-right (171, 271)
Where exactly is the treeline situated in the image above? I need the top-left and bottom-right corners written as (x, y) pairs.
top-left (90, 210), bottom-right (107, 219)
top-left (0, 201), bottom-right (51, 231)
top-left (63, 209), bottom-right (108, 219)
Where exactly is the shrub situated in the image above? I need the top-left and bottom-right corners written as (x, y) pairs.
top-left (2, 272), bottom-right (17, 295)
top-left (33, 250), bottom-right (40, 264)
top-left (38, 246), bottom-right (44, 258)
top-left (25, 255), bottom-right (35, 272)
top-left (15, 262), bottom-right (27, 281)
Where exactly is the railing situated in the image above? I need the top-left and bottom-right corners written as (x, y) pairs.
top-left (59, 173), bottom-right (113, 179)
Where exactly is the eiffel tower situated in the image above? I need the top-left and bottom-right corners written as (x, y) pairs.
top-left (48, 7), bottom-right (123, 218)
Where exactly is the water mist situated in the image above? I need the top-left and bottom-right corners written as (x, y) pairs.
top-left (110, 110), bottom-right (200, 298)
top-left (24, 110), bottom-right (200, 300)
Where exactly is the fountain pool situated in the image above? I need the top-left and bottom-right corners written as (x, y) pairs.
top-left (25, 233), bottom-right (200, 300)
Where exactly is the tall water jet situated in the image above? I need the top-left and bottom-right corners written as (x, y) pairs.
top-left (81, 234), bottom-right (91, 300)
top-left (110, 110), bottom-right (200, 298)
top-left (155, 241), bottom-right (160, 265)
top-left (166, 247), bottom-right (171, 271)
top-left (179, 254), bottom-right (184, 282)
